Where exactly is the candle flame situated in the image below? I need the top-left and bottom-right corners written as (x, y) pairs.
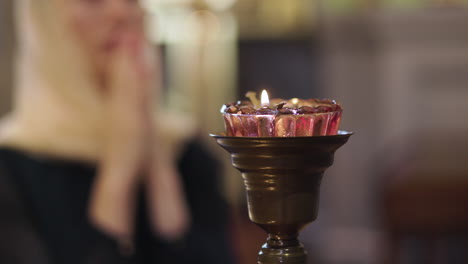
top-left (291, 98), bottom-right (299, 105)
top-left (261, 90), bottom-right (270, 106)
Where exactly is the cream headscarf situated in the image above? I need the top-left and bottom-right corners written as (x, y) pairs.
top-left (1, 0), bottom-right (194, 246)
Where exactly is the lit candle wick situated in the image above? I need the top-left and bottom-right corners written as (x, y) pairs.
top-left (261, 90), bottom-right (270, 107)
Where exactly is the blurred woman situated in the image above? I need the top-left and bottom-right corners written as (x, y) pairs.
top-left (0, 0), bottom-right (233, 263)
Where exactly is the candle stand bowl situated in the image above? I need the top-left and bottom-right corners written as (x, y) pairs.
top-left (211, 131), bottom-right (352, 264)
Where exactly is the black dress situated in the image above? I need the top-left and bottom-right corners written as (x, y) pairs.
top-left (0, 140), bottom-right (234, 264)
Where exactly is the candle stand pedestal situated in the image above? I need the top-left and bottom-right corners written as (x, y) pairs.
top-left (211, 132), bottom-right (352, 264)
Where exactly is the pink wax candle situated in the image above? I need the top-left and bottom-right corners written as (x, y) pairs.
top-left (221, 90), bottom-right (343, 137)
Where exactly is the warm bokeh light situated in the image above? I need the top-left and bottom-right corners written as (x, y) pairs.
top-left (204, 0), bottom-right (237, 11)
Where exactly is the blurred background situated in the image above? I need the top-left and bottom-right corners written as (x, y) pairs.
top-left (1, 0), bottom-right (468, 263)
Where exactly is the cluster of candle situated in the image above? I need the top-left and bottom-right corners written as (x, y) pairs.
top-left (221, 91), bottom-right (343, 137)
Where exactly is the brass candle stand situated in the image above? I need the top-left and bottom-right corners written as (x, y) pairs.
top-left (211, 132), bottom-right (352, 264)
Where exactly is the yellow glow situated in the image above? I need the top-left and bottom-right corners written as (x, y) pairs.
top-left (261, 90), bottom-right (270, 106)
top-left (204, 0), bottom-right (236, 11)
top-left (291, 98), bottom-right (299, 105)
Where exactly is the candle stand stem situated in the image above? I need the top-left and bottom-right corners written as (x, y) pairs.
top-left (212, 132), bottom-right (352, 264)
